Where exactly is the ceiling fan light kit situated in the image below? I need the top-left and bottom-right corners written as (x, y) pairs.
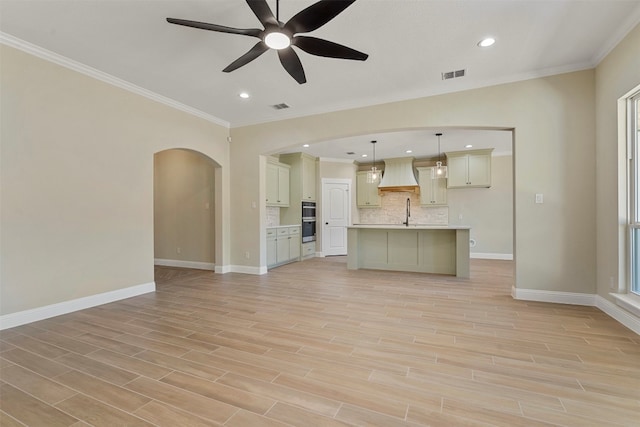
top-left (167, 0), bottom-right (369, 84)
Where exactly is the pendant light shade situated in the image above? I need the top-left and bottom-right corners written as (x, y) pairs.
top-left (432, 133), bottom-right (448, 179)
top-left (366, 140), bottom-right (381, 183)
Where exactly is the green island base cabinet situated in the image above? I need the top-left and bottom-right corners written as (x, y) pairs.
top-left (347, 225), bottom-right (470, 278)
top-left (267, 226), bottom-right (301, 268)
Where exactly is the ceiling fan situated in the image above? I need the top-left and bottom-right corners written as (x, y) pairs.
top-left (166, 0), bottom-right (368, 84)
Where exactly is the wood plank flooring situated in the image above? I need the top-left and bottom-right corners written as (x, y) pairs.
top-left (1, 257), bottom-right (638, 426)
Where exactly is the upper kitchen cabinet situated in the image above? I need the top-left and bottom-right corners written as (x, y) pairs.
top-left (280, 153), bottom-right (317, 202)
top-left (445, 149), bottom-right (493, 188)
top-left (417, 167), bottom-right (447, 205)
top-left (266, 159), bottom-right (290, 207)
top-left (356, 171), bottom-right (382, 208)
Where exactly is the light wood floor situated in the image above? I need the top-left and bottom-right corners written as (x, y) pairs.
top-left (1, 257), bottom-right (638, 426)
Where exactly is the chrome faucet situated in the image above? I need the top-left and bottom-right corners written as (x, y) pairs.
top-left (403, 197), bottom-right (410, 227)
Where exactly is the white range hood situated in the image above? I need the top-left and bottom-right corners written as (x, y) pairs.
top-left (378, 157), bottom-right (420, 193)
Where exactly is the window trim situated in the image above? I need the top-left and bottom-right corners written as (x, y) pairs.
top-left (616, 85), bottom-right (640, 314)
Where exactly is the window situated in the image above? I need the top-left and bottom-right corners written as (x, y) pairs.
top-left (629, 91), bottom-right (640, 295)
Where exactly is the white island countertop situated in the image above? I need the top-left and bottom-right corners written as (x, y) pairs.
top-left (349, 224), bottom-right (470, 230)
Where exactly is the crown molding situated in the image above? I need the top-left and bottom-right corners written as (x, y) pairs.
top-left (0, 32), bottom-right (229, 128)
top-left (590, 5), bottom-right (640, 66)
top-left (319, 157), bottom-right (356, 164)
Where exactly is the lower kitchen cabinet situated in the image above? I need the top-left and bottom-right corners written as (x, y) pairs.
top-left (267, 225), bottom-right (301, 269)
top-left (302, 241), bottom-right (316, 258)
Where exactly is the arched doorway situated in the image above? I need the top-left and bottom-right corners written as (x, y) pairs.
top-left (153, 149), bottom-right (218, 272)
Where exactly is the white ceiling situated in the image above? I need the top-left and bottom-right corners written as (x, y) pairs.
top-left (278, 128), bottom-right (513, 161)
top-left (1, 0), bottom-right (639, 160)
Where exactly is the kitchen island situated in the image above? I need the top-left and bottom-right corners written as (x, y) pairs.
top-left (347, 225), bottom-right (471, 278)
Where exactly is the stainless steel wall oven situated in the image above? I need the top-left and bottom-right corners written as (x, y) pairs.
top-left (301, 201), bottom-right (316, 243)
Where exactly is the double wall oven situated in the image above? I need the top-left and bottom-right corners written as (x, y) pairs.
top-left (301, 201), bottom-right (316, 243)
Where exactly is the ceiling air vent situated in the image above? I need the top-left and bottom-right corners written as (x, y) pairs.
top-left (271, 103), bottom-right (290, 110)
top-left (441, 69), bottom-right (466, 80)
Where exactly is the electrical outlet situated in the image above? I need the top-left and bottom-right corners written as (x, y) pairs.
top-left (535, 193), bottom-right (544, 204)
top-left (245, 251), bottom-right (250, 259)
top-left (609, 276), bottom-right (616, 290)
top-left (176, 247), bottom-right (181, 254)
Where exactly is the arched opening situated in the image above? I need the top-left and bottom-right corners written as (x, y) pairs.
top-left (153, 149), bottom-right (220, 274)
top-left (268, 126), bottom-right (515, 288)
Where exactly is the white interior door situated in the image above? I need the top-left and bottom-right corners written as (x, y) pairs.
top-left (322, 180), bottom-right (351, 256)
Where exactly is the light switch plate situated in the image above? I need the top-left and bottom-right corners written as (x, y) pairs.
top-left (535, 193), bottom-right (544, 204)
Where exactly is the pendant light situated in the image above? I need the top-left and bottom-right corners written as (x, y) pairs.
top-left (432, 133), bottom-right (448, 179)
top-left (366, 140), bottom-right (382, 183)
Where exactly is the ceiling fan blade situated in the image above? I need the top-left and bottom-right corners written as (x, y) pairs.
top-left (293, 36), bottom-right (368, 61)
top-left (223, 42), bottom-right (270, 72)
top-left (245, 0), bottom-right (278, 27)
top-left (277, 48), bottom-right (306, 84)
top-left (285, 0), bottom-right (356, 34)
top-left (167, 18), bottom-right (261, 37)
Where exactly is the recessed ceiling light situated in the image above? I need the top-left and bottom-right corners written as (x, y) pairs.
top-left (239, 92), bottom-right (250, 99)
top-left (303, 144), bottom-right (309, 148)
top-left (362, 154), bottom-right (368, 158)
top-left (465, 144), bottom-right (473, 148)
top-left (405, 150), bottom-right (413, 154)
top-left (478, 37), bottom-right (495, 47)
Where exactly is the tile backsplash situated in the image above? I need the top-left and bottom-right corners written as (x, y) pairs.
top-left (266, 206), bottom-right (280, 227)
top-left (358, 192), bottom-right (448, 225)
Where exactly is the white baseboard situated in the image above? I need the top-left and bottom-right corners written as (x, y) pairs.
top-left (596, 295), bottom-right (640, 335)
top-left (215, 265), bottom-right (231, 274)
top-left (512, 287), bottom-right (639, 336)
top-left (154, 260), bottom-right (262, 275)
top-left (229, 265), bottom-right (267, 275)
top-left (0, 282), bottom-right (156, 330)
top-left (471, 252), bottom-right (514, 260)
top-left (154, 258), bottom-right (215, 271)
top-left (511, 287), bottom-right (596, 306)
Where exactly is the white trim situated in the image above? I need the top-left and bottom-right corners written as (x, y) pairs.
top-left (215, 265), bottom-right (231, 274)
top-left (511, 287), bottom-right (596, 306)
top-left (0, 32), bottom-right (229, 128)
top-left (470, 252), bottom-right (513, 260)
top-left (154, 258), bottom-right (215, 271)
top-left (597, 295), bottom-right (640, 336)
top-left (511, 288), bottom-right (640, 335)
top-left (590, 4), bottom-right (640, 66)
top-left (0, 282), bottom-right (155, 330)
top-left (319, 157), bottom-right (356, 164)
top-left (609, 293), bottom-right (640, 318)
top-left (229, 265), bottom-right (267, 275)
top-left (231, 62), bottom-right (595, 128)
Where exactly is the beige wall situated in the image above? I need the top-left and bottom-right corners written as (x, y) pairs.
top-left (595, 23), bottom-right (640, 299)
top-left (231, 70), bottom-right (596, 294)
top-left (0, 45), bottom-right (230, 315)
top-left (154, 149), bottom-right (216, 264)
top-left (4, 21), bottom-right (638, 319)
top-left (447, 154), bottom-right (513, 256)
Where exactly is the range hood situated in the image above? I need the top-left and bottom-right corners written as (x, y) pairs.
top-left (378, 157), bottom-right (420, 193)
